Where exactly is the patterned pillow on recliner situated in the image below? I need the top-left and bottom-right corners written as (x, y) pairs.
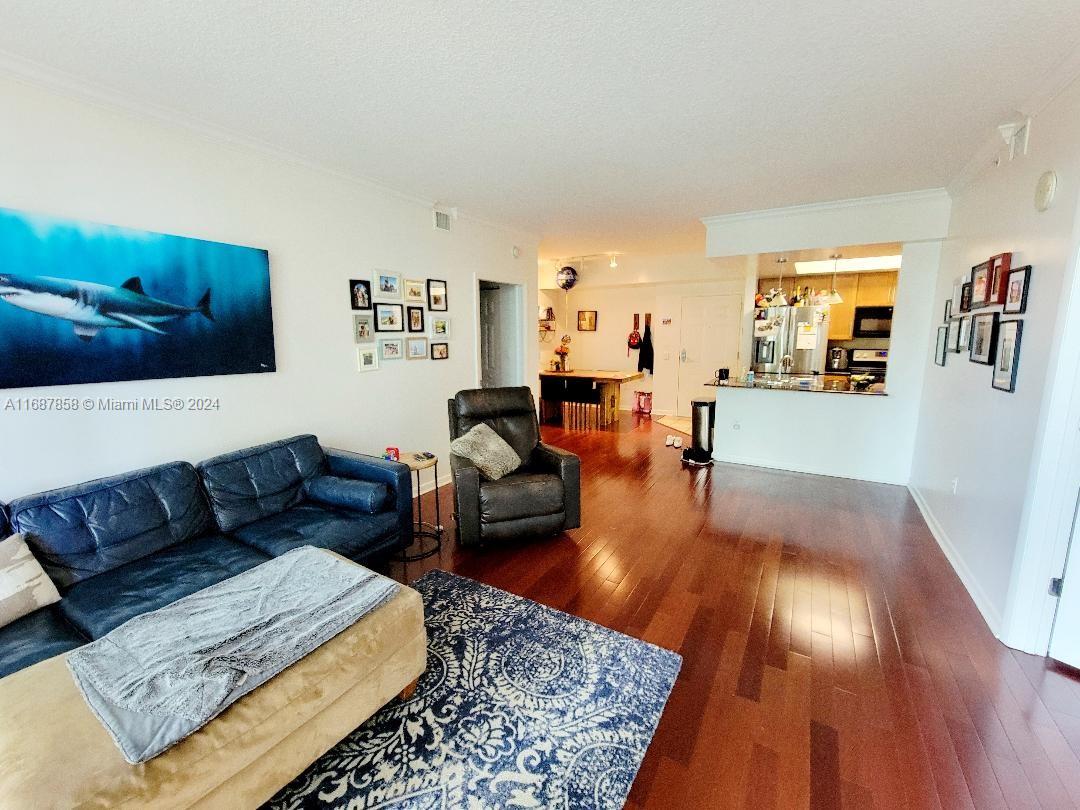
top-left (0, 534), bottom-right (61, 630)
top-left (450, 423), bottom-right (522, 481)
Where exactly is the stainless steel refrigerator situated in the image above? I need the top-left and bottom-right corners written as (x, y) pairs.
top-left (751, 306), bottom-right (831, 375)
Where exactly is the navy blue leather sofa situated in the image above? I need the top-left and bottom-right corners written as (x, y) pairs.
top-left (0, 435), bottom-right (412, 678)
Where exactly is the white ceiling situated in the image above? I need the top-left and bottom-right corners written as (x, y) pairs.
top-left (1, 1), bottom-right (1078, 257)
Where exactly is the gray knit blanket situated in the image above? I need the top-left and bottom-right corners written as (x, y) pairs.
top-left (67, 546), bottom-right (398, 764)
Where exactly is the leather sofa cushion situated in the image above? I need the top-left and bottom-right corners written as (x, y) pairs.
top-left (0, 606), bottom-right (85, 679)
top-left (479, 472), bottom-right (564, 524)
top-left (231, 504), bottom-right (402, 564)
top-left (10, 462), bottom-right (212, 589)
top-left (198, 435), bottom-right (326, 532)
top-left (304, 475), bottom-right (389, 514)
top-left (451, 387), bottom-right (539, 464)
top-left (59, 535), bottom-right (269, 640)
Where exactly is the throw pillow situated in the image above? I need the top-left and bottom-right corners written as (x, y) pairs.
top-left (450, 423), bottom-right (522, 481)
top-left (304, 476), bottom-right (390, 514)
top-left (0, 533), bottom-right (61, 629)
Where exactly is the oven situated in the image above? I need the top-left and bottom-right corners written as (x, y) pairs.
top-left (853, 306), bottom-right (893, 338)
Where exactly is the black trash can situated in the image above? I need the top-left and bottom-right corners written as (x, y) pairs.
top-left (682, 398), bottom-right (716, 467)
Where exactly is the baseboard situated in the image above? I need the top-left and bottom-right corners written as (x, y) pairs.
top-left (413, 472), bottom-right (452, 499)
top-left (710, 452), bottom-right (906, 486)
top-left (908, 485), bottom-right (1003, 637)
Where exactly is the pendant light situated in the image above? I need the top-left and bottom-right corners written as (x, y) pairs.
top-left (826, 253), bottom-right (844, 305)
top-left (609, 254), bottom-right (618, 270)
top-left (774, 257), bottom-right (791, 306)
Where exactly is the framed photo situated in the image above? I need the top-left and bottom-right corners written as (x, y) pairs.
top-left (970, 261), bottom-right (992, 308)
top-left (969, 312), bottom-right (998, 365)
top-left (348, 279), bottom-right (372, 310)
top-left (374, 270), bottom-right (403, 300)
top-left (947, 318), bottom-right (962, 352)
top-left (988, 252), bottom-right (1013, 306)
top-left (407, 305), bottom-right (425, 333)
top-left (356, 346), bottom-right (379, 372)
top-left (992, 320), bottom-right (1022, 392)
top-left (943, 299), bottom-right (952, 322)
top-left (934, 325), bottom-right (948, 367)
top-left (960, 282), bottom-right (973, 313)
top-left (430, 316), bottom-right (450, 338)
top-left (352, 313), bottom-right (375, 344)
top-left (427, 279), bottom-right (448, 311)
top-left (375, 303), bottom-right (404, 332)
top-left (577, 310), bottom-right (598, 331)
top-left (431, 342), bottom-right (449, 360)
top-left (959, 316), bottom-right (972, 351)
top-left (1003, 265), bottom-right (1031, 315)
top-left (378, 338), bottom-right (404, 361)
top-left (404, 278), bottom-right (425, 304)
top-left (406, 337), bottom-right (428, 360)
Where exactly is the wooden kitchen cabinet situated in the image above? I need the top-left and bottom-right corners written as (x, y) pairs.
top-left (827, 275), bottom-right (860, 340)
top-left (854, 272), bottom-right (897, 306)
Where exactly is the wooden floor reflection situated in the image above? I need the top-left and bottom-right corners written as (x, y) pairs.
top-left (391, 413), bottom-right (1080, 809)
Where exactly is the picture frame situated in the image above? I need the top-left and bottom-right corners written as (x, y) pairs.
top-left (427, 279), bottom-right (448, 311)
top-left (431, 342), bottom-right (449, 360)
top-left (992, 319), bottom-right (1023, 393)
top-left (373, 270), bottom-right (403, 300)
top-left (970, 261), bottom-right (992, 308)
top-left (959, 282), bottom-right (973, 313)
top-left (404, 278), bottom-right (426, 304)
top-left (430, 316), bottom-right (450, 338)
top-left (577, 310), bottom-right (598, 331)
top-left (356, 346), bottom-right (379, 372)
top-left (969, 311), bottom-right (998, 365)
top-left (378, 337), bottom-right (404, 361)
top-left (988, 252), bottom-right (1013, 306)
top-left (943, 299), bottom-right (952, 322)
top-left (375, 303), bottom-right (404, 332)
top-left (947, 317), bottom-right (962, 353)
top-left (348, 279), bottom-right (372, 310)
top-left (958, 316), bottom-right (972, 351)
top-left (407, 305), bottom-right (425, 333)
top-left (1003, 265), bottom-right (1031, 315)
top-left (406, 337), bottom-right (429, 360)
top-left (352, 313), bottom-right (375, 344)
top-left (934, 325), bottom-right (948, 367)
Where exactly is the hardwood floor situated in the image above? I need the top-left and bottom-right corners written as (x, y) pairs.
top-left (390, 414), bottom-right (1080, 808)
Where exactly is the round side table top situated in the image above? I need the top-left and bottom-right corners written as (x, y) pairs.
top-left (399, 451), bottom-right (438, 471)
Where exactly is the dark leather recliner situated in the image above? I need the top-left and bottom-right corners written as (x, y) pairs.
top-left (448, 387), bottom-right (580, 547)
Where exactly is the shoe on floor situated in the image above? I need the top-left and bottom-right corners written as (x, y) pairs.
top-left (673, 438), bottom-right (683, 449)
top-left (665, 435), bottom-right (675, 446)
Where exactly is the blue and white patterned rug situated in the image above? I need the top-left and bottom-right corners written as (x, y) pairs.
top-left (266, 570), bottom-right (681, 809)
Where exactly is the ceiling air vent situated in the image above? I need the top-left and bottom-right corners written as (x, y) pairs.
top-left (433, 207), bottom-right (453, 233)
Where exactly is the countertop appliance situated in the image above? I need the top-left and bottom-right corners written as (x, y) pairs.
top-left (752, 306), bottom-right (830, 376)
top-left (829, 346), bottom-right (848, 370)
top-left (853, 306), bottom-right (893, 338)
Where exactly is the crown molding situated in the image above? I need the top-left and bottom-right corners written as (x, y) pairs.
top-left (0, 48), bottom-right (539, 242)
top-left (700, 188), bottom-right (949, 228)
top-left (947, 42), bottom-right (1080, 197)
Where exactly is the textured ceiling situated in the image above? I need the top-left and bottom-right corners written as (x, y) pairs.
top-left (1, 1), bottom-right (1078, 256)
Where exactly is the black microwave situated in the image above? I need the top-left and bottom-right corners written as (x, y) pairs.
top-left (853, 306), bottom-right (893, 338)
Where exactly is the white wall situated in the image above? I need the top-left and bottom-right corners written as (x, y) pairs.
top-left (711, 240), bottom-right (939, 485)
top-left (909, 76), bottom-right (1080, 640)
top-left (538, 253), bottom-right (748, 413)
top-left (0, 75), bottom-right (538, 499)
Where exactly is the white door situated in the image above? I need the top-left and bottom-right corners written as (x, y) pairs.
top-left (479, 287), bottom-right (501, 387)
top-left (1049, 500), bottom-right (1080, 666)
top-left (478, 282), bottom-right (523, 388)
top-left (677, 294), bottom-right (742, 416)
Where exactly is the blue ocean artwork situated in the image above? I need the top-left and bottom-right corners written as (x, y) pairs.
top-left (0, 207), bottom-right (276, 389)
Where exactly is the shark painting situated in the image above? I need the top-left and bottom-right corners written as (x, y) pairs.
top-left (0, 273), bottom-right (212, 341)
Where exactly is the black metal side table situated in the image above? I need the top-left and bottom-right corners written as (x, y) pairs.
top-left (398, 451), bottom-right (443, 561)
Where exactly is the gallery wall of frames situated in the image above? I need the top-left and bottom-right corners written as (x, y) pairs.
top-left (349, 272), bottom-right (450, 372)
top-left (933, 251), bottom-right (1029, 393)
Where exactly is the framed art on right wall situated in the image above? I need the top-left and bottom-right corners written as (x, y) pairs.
top-left (1003, 265), bottom-right (1031, 315)
top-left (992, 320), bottom-right (1023, 392)
top-left (970, 312), bottom-right (998, 365)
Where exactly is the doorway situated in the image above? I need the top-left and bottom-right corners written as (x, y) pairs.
top-left (676, 294), bottom-right (742, 416)
top-left (478, 280), bottom-right (524, 388)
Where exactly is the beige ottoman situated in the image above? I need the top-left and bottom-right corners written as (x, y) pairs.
top-left (0, 574), bottom-right (427, 809)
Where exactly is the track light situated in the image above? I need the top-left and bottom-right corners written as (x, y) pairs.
top-left (610, 255), bottom-right (618, 269)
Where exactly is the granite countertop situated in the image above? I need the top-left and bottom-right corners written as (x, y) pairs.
top-left (705, 376), bottom-right (887, 396)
